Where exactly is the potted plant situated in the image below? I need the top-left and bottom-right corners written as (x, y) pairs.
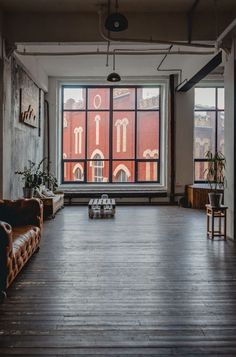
top-left (15, 158), bottom-right (47, 198)
top-left (204, 150), bottom-right (226, 207)
top-left (44, 173), bottom-right (58, 192)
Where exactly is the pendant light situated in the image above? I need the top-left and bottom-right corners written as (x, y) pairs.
top-left (105, 0), bottom-right (128, 32)
top-left (107, 52), bottom-right (121, 82)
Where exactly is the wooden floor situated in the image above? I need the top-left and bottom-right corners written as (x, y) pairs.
top-left (0, 206), bottom-right (236, 356)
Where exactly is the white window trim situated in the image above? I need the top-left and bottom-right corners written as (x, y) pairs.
top-left (53, 77), bottom-right (168, 192)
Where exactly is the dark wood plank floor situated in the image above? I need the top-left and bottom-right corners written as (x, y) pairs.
top-left (0, 206), bottom-right (236, 356)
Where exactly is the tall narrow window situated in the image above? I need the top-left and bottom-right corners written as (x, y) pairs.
top-left (194, 87), bottom-right (224, 182)
top-left (93, 154), bottom-right (103, 182)
top-left (115, 120), bottom-right (121, 153)
top-left (73, 164), bottom-right (83, 181)
top-left (116, 169), bottom-right (128, 182)
top-left (74, 127), bottom-right (83, 154)
top-left (95, 115), bottom-right (101, 145)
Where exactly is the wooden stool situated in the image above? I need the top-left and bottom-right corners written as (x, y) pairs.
top-left (206, 204), bottom-right (228, 240)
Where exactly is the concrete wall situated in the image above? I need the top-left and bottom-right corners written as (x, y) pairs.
top-left (224, 39), bottom-right (236, 239)
top-left (2, 56), bottom-right (44, 199)
top-left (15, 54), bottom-right (48, 93)
top-left (3, 12), bottom-right (235, 44)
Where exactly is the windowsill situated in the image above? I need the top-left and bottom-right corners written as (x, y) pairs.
top-left (58, 183), bottom-right (167, 193)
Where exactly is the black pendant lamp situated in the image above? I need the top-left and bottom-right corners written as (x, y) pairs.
top-left (105, 0), bottom-right (128, 32)
top-left (107, 52), bottom-right (121, 82)
top-left (107, 72), bottom-right (121, 82)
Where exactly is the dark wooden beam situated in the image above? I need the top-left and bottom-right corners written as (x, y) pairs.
top-left (177, 51), bottom-right (222, 92)
top-left (187, 0), bottom-right (200, 43)
top-left (234, 59), bottom-right (236, 239)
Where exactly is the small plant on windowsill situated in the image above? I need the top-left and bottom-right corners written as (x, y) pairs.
top-left (204, 150), bottom-right (226, 207)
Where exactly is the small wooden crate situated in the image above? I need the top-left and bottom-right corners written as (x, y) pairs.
top-left (88, 198), bottom-right (116, 218)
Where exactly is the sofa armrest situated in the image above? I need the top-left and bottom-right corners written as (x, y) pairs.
top-left (1, 198), bottom-right (43, 230)
top-left (0, 221), bottom-right (13, 293)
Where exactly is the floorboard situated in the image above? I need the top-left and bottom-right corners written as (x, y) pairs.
top-left (0, 206), bottom-right (236, 356)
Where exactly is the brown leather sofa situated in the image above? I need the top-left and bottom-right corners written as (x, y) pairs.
top-left (41, 192), bottom-right (64, 219)
top-left (0, 198), bottom-right (43, 301)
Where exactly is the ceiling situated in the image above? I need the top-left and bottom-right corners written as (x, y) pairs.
top-left (0, 0), bottom-right (235, 13)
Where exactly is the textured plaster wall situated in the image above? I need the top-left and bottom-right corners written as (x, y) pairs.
top-left (2, 57), bottom-right (44, 199)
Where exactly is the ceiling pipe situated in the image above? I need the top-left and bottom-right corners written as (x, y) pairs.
top-left (216, 17), bottom-right (236, 48)
top-left (156, 45), bottom-right (183, 83)
top-left (15, 49), bottom-right (215, 56)
top-left (98, 8), bottom-right (215, 49)
top-left (156, 45), bottom-right (173, 70)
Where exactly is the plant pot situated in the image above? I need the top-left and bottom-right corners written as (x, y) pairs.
top-left (208, 192), bottom-right (223, 207)
top-left (23, 187), bottom-right (34, 199)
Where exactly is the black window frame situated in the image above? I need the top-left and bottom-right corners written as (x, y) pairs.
top-left (61, 85), bottom-right (161, 184)
top-left (194, 86), bottom-right (224, 183)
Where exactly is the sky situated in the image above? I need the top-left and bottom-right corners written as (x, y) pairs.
top-left (195, 88), bottom-right (224, 109)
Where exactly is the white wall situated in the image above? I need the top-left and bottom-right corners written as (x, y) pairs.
top-left (224, 39), bottom-right (235, 239)
top-left (15, 54), bottom-right (48, 92)
top-left (175, 89), bottom-right (194, 194)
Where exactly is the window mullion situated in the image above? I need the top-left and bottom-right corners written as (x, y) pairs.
top-left (85, 88), bottom-right (88, 182)
top-left (109, 87), bottom-right (113, 183)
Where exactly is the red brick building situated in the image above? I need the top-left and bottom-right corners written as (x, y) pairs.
top-left (62, 87), bottom-right (160, 183)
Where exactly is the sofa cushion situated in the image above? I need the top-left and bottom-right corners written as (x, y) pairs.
top-left (12, 225), bottom-right (40, 257)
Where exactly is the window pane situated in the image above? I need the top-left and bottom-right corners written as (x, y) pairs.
top-left (88, 88), bottom-right (110, 110)
top-left (63, 87), bottom-right (86, 110)
top-left (112, 161), bottom-right (135, 183)
top-left (62, 86), bottom-right (163, 184)
top-left (137, 161), bottom-right (159, 182)
top-left (217, 88), bottom-right (224, 110)
top-left (137, 111), bottom-right (159, 159)
top-left (218, 111), bottom-right (224, 154)
top-left (113, 112), bottom-right (135, 159)
top-left (194, 111), bottom-right (216, 158)
top-left (195, 88), bottom-right (215, 110)
top-left (137, 87), bottom-right (159, 109)
top-left (113, 88), bottom-right (135, 110)
top-left (63, 161), bottom-right (84, 182)
top-left (194, 161), bottom-right (208, 181)
top-left (87, 160), bottom-right (109, 183)
top-left (87, 112), bottom-right (109, 159)
top-left (63, 112), bottom-right (85, 159)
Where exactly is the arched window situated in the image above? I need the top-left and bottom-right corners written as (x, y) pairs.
top-left (113, 164), bottom-right (130, 182)
top-left (74, 127), bottom-right (83, 154)
top-left (94, 115), bottom-right (101, 145)
top-left (116, 169), bottom-right (128, 182)
top-left (73, 163), bottom-right (84, 181)
top-left (115, 118), bottom-right (129, 153)
top-left (74, 167), bottom-right (83, 181)
top-left (94, 154), bottom-right (103, 182)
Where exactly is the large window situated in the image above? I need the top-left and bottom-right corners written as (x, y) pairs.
top-left (194, 87), bottom-right (224, 182)
top-left (62, 86), bottom-right (161, 184)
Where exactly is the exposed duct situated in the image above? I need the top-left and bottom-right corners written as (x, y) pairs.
top-left (15, 49), bottom-right (215, 57)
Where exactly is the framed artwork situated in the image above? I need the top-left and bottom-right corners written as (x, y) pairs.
top-left (19, 82), bottom-right (40, 128)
